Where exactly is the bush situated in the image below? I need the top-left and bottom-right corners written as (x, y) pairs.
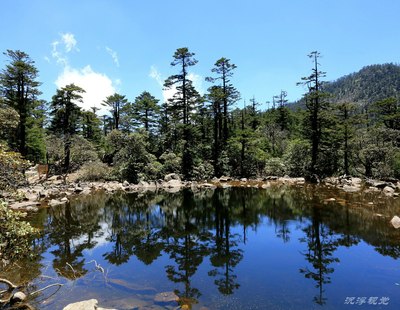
top-left (192, 160), bottom-right (215, 180)
top-left (77, 161), bottom-right (113, 182)
top-left (283, 139), bottom-right (311, 177)
top-left (0, 144), bottom-right (30, 191)
top-left (46, 135), bottom-right (99, 173)
top-left (0, 200), bottom-right (38, 263)
top-left (264, 157), bottom-right (286, 176)
top-left (159, 151), bottom-right (181, 175)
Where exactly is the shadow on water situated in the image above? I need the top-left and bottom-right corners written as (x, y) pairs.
top-left (2, 184), bottom-right (400, 309)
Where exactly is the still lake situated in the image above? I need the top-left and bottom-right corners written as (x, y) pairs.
top-left (4, 184), bottom-right (400, 309)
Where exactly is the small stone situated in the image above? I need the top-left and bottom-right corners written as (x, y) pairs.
top-left (261, 183), bottom-right (271, 189)
top-left (11, 291), bottom-right (27, 303)
top-left (383, 186), bottom-right (395, 196)
top-left (325, 198), bottom-right (336, 202)
top-left (154, 291), bottom-right (179, 303)
top-left (390, 216), bottom-right (400, 229)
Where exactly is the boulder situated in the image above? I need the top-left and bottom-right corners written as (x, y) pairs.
top-left (240, 178), bottom-right (247, 182)
top-left (164, 173), bottom-right (181, 182)
top-left (390, 216), bottom-right (400, 229)
top-left (63, 299), bottom-right (98, 310)
top-left (122, 180), bottom-right (130, 187)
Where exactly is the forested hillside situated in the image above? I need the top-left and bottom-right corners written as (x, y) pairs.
top-left (1, 50), bottom-right (400, 188)
top-left (325, 63), bottom-right (400, 104)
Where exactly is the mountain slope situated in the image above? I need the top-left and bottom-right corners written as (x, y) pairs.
top-left (324, 63), bottom-right (400, 104)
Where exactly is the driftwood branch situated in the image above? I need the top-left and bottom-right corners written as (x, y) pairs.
top-left (29, 283), bottom-right (63, 297)
top-left (0, 278), bottom-right (17, 291)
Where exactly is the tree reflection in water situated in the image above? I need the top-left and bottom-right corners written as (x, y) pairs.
top-left (32, 184), bottom-right (400, 308)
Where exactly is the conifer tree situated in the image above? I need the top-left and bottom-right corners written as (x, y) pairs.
top-left (0, 50), bottom-right (42, 158)
top-left (49, 84), bottom-right (85, 173)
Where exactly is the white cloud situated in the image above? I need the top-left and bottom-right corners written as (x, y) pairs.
top-left (62, 33), bottom-right (78, 52)
top-left (49, 33), bottom-right (118, 115)
top-left (105, 47), bottom-right (119, 67)
top-left (51, 41), bottom-right (68, 66)
top-left (55, 65), bottom-right (116, 114)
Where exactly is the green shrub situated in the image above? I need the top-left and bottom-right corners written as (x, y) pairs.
top-left (77, 161), bottom-right (112, 182)
top-left (283, 139), bottom-right (311, 177)
top-left (0, 144), bottom-right (30, 191)
top-left (264, 157), bottom-right (286, 176)
top-left (0, 200), bottom-right (38, 263)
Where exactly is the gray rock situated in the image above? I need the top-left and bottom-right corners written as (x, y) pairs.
top-left (9, 201), bottom-right (40, 210)
top-left (240, 178), bottom-right (247, 182)
top-left (164, 173), bottom-right (181, 182)
top-left (63, 299), bottom-right (98, 310)
top-left (342, 185), bottom-right (361, 192)
top-left (123, 180), bottom-right (130, 187)
top-left (390, 216), bottom-right (400, 229)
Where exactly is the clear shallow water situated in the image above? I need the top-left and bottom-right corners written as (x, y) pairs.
top-left (2, 184), bottom-right (400, 309)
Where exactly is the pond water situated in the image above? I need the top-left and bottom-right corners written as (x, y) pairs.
top-left (2, 184), bottom-right (400, 309)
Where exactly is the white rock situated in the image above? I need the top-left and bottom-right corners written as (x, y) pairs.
top-left (383, 186), bottom-right (395, 196)
top-left (390, 216), bottom-right (400, 229)
top-left (11, 291), bottom-right (27, 303)
top-left (63, 299), bottom-right (98, 310)
top-left (342, 185), bottom-right (361, 192)
top-left (48, 199), bottom-right (66, 207)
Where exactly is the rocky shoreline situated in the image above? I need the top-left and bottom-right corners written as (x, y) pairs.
top-left (4, 172), bottom-right (400, 213)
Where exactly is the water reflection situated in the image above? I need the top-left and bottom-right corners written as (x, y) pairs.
top-left (7, 184), bottom-right (400, 308)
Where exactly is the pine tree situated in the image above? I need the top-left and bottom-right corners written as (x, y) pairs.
top-left (298, 51), bottom-right (330, 178)
top-left (164, 47), bottom-right (202, 179)
top-left (102, 93), bottom-right (128, 130)
top-left (0, 50), bottom-right (42, 158)
top-left (49, 84), bottom-right (85, 173)
top-left (206, 58), bottom-right (240, 144)
top-left (132, 91), bottom-right (160, 132)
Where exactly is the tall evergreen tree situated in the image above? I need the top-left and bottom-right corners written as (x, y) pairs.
top-left (298, 51), bottom-right (330, 178)
top-left (49, 84), bottom-right (85, 173)
top-left (102, 93), bottom-right (128, 130)
top-left (132, 91), bottom-right (160, 132)
top-left (206, 58), bottom-right (240, 144)
top-left (164, 47), bottom-right (201, 179)
top-left (0, 50), bottom-right (42, 158)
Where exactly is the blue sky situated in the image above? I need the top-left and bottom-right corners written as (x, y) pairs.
top-left (1, 0), bottom-right (399, 113)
